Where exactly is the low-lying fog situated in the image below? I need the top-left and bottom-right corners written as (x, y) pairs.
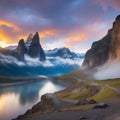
top-left (0, 54), bottom-right (84, 77)
top-left (94, 59), bottom-right (120, 80)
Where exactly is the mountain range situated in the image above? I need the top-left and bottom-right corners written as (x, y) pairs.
top-left (3, 32), bottom-right (83, 61)
top-left (0, 33), bottom-right (84, 77)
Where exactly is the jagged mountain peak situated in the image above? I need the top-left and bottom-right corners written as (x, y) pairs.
top-left (45, 47), bottom-right (84, 59)
top-left (17, 39), bottom-right (27, 61)
top-left (26, 33), bottom-right (34, 41)
top-left (32, 32), bottom-right (40, 43)
top-left (115, 15), bottom-right (120, 21)
top-left (28, 32), bottom-right (46, 60)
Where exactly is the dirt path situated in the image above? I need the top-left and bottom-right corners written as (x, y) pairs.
top-left (25, 99), bottom-right (120, 120)
top-left (105, 84), bottom-right (120, 94)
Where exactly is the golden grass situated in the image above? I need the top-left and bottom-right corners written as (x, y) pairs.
top-left (55, 82), bottom-right (99, 100)
top-left (96, 78), bottom-right (120, 89)
top-left (89, 86), bottom-right (120, 102)
top-left (62, 105), bottom-right (91, 111)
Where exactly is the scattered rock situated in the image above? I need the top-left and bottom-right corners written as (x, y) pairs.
top-left (76, 99), bottom-right (89, 106)
top-left (80, 115), bottom-right (87, 120)
top-left (93, 102), bottom-right (108, 109)
top-left (88, 99), bottom-right (97, 104)
top-left (76, 99), bottom-right (97, 106)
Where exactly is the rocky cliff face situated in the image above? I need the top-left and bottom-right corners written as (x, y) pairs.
top-left (14, 94), bottom-right (55, 120)
top-left (25, 33), bottom-right (33, 49)
top-left (110, 15), bottom-right (120, 58)
top-left (17, 39), bottom-right (27, 61)
top-left (82, 15), bottom-right (120, 70)
top-left (28, 32), bottom-right (46, 61)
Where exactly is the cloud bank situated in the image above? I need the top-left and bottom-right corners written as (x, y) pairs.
top-left (0, 54), bottom-right (84, 77)
top-left (94, 59), bottom-right (120, 80)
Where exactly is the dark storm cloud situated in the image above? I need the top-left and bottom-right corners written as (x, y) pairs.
top-left (0, 0), bottom-right (119, 52)
top-left (0, 0), bottom-right (109, 30)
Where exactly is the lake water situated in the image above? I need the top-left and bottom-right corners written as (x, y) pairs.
top-left (0, 80), bottom-right (64, 120)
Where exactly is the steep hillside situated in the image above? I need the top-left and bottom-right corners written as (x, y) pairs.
top-left (82, 15), bottom-right (120, 70)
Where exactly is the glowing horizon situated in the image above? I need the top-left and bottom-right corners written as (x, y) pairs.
top-left (0, 0), bottom-right (119, 52)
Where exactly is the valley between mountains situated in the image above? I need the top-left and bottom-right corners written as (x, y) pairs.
top-left (12, 15), bottom-right (120, 120)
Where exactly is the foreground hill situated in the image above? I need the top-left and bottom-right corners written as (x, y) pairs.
top-left (13, 14), bottom-right (120, 120)
top-left (14, 70), bottom-right (120, 120)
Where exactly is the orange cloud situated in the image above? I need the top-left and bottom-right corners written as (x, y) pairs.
top-left (0, 20), bottom-right (20, 31)
top-left (0, 28), bottom-right (15, 45)
top-left (0, 20), bottom-right (21, 47)
top-left (39, 29), bottom-right (59, 39)
top-left (66, 32), bottom-right (89, 43)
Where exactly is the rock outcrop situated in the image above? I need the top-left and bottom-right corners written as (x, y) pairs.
top-left (82, 15), bottom-right (120, 70)
top-left (28, 32), bottom-right (46, 61)
top-left (14, 94), bottom-right (55, 120)
top-left (110, 15), bottom-right (120, 58)
top-left (17, 39), bottom-right (27, 61)
top-left (0, 32), bottom-right (46, 61)
top-left (25, 33), bottom-right (33, 49)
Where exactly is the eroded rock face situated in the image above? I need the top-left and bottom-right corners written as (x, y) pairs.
top-left (25, 33), bottom-right (33, 49)
top-left (28, 32), bottom-right (46, 61)
top-left (14, 94), bottom-right (55, 120)
top-left (110, 15), bottom-right (120, 58)
top-left (82, 15), bottom-right (120, 70)
top-left (17, 39), bottom-right (27, 61)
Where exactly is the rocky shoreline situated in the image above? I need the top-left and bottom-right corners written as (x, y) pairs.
top-left (12, 74), bottom-right (120, 120)
top-left (13, 93), bottom-right (120, 120)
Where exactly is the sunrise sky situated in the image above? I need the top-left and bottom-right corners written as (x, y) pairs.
top-left (0, 0), bottom-right (120, 52)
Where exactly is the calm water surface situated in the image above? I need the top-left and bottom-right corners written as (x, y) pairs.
top-left (0, 80), bottom-right (64, 120)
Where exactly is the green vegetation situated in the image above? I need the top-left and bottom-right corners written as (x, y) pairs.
top-left (96, 78), bottom-right (120, 89)
top-left (58, 70), bottom-right (91, 82)
top-left (89, 87), bottom-right (120, 102)
top-left (62, 105), bottom-right (91, 111)
top-left (55, 71), bottom-right (120, 102)
top-left (0, 77), bottom-right (44, 84)
top-left (55, 82), bottom-right (100, 100)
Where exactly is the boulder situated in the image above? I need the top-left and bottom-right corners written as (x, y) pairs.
top-left (80, 115), bottom-right (87, 120)
top-left (93, 102), bottom-right (108, 109)
top-left (88, 99), bottom-right (97, 104)
top-left (76, 99), bottom-right (89, 106)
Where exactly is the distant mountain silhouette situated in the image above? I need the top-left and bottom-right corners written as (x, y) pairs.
top-left (45, 47), bottom-right (84, 59)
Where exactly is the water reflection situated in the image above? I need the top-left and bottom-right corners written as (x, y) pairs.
top-left (0, 80), bottom-right (64, 120)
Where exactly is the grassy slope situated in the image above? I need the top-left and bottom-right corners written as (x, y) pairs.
top-left (55, 70), bottom-right (120, 102)
top-left (14, 71), bottom-right (120, 119)
top-left (0, 77), bottom-right (45, 84)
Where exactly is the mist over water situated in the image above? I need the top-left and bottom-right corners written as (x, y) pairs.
top-left (0, 54), bottom-right (84, 77)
